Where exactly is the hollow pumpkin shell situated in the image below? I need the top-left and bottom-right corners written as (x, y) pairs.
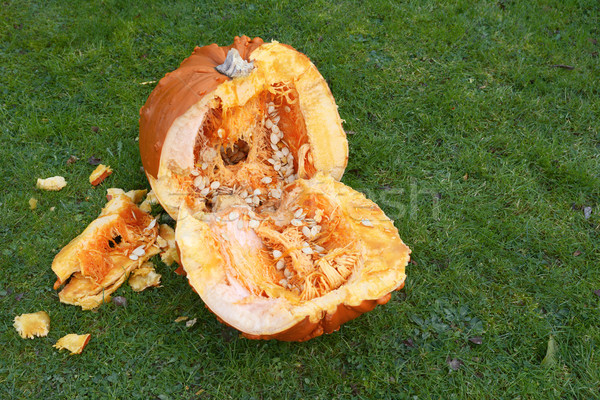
top-left (139, 35), bottom-right (348, 219)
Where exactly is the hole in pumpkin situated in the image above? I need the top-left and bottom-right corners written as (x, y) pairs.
top-left (220, 139), bottom-right (250, 165)
top-left (184, 83), bottom-right (317, 216)
top-left (107, 235), bottom-right (122, 248)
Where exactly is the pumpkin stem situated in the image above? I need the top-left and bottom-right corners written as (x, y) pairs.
top-left (216, 49), bottom-right (255, 79)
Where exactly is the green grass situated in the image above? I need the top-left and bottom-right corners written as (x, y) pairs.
top-left (1, 0), bottom-right (599, 398)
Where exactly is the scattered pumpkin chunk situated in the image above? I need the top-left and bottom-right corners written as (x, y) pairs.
top-left (89, 164), bottom-right (113, 186)
top-left (128, 261), bottom-right (161, 291)
top-left (14, 311), bottom-right (50, 339)
top-left (106, 188), bottom-right (148, 203)
top-left (29, 197), bottom-right (38, 210)
top-left (53, 333), bottom-right (91, 354)
top-left (52, 194), bottom-right (160, 309)
top-left (36, 176), bottom-right (67, 191)
top-left (139, 190), bottom-right (158, 213)
top-left (157, 224), bottom-right (180, 267)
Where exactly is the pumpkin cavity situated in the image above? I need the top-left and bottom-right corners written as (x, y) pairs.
top-left (181, 82), bottom-right (313, 214)
top-left (188, 178), bottom-right (366, 304)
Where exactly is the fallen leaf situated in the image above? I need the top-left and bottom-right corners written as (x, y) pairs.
top-left (573, 250), bottom-right (582, 257)
top-left (584, 206), bottom-right (592, 219)
top-left (463, 173), bottom-right (469, 180)
top-left (112, 296), bottom-right (127, 307)
top-left (550, 64), bottom-right (575, 70)
top-left (541, 335), bottom-right (557, 367)
top-left (469, 336), bottom-right (483, 345)
top-left (186, 318), bottom-right (197, 328)
top-left (447, 357), bottom-right (463, 371)
top-left (91, 126), bottom-right (99, 133)
top-left (175, 316), bottom-right (189, 323)
top-left (88, 156), bottom-right (102, 165)
top-left (66, 155), bottom-right (79, 165)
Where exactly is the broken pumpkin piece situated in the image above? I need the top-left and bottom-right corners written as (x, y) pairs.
top-left (128, 261), bottom-right (161, 291)
top-left (52, 194), bottom-right (160, 309)
top-left (139, 36), bottom-right (348, 220)
top-left (36, 176), bottom-right (67, 191)
top-left (53, 333), bottom-right (91, 354)
top-left (139, 190), bottom-right (158, 213)
top-left (89, 164), bottom-right (113, 186)
top-left (157, 223), bottom-right (180, 267)
top-left (176, 173), bottom-right (410, 341)
top-left (29, 197), bottom-right (38, 210)
top-left (106, 188), bottom-right (148, 204)
top-left (14, 311), bottom-right (50, 339)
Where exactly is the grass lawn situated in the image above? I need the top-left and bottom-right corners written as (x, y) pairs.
top-left (1, 0), bottom-right (599, 398)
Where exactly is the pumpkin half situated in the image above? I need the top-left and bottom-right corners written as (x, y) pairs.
top-left (139, 36), bottom-right (410, 341)
top-left (139, 35), bottom-right (348, 219)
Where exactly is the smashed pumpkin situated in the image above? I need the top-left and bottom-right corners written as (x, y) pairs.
top-left (139, 36), bottom-right (410, 341)
top-left (52, 194), bottom-right (160, 309)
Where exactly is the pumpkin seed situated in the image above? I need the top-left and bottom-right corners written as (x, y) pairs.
top-left (276, 259), bottom-right (285, 270)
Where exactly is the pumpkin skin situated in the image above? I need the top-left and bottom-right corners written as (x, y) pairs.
top-left (138, 37), bottom-right (410, 341)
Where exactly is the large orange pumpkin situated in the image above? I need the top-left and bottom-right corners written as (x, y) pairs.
top-left (136, 36), bottom-right (409, 341)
